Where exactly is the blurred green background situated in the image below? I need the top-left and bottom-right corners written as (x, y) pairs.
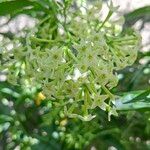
top-left (0, 0), bottom-right (150, 150)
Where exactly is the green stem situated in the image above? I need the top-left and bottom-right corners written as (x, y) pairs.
top-left (63, 2), bottom-right (67, 32)
top-left (102, 85), bottom-right (114, 99)
top-left (38, 15), bottom-right (51, 26)
top-left (112, 37), bottom-right (137, 42)
top-left (83, 89), bottom-right (89, 115)
top-left (84, 83), bottom-right (95, 94)
top-left (67, 49), bottom-right (78, 62)
top-left (97, 10), bottom-right (113, 31)
top-left (30, 36), bottom-right (60, 43)
top-left (109, 47), bottom-right (120, 61)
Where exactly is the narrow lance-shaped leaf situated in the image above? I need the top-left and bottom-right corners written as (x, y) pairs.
top-left (115, 89), bottom-right (150, 111)
top-left (124, 6), bottom-right (150, 27)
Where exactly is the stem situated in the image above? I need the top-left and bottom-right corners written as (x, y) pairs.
top-left (84, 88), bottom-right (89, 115)
top-left (109, 47), bottom-right (120, 61)
top-left (102, 85), bottom-right (114, 99)
top-left (97, 10), bottom-right (113, 31)
top-left (30, 36), bottom-right (60, 43)
top-left (38, 15), bottom-right (51, 26)
top-left (67, 49), bottom-right (78, 62)
top-left (84, 83), bottom-right (95, 94)
top-left (112, 37), bottom-right (137, 42)
top-left (63, 2), bottom-right (67, 31)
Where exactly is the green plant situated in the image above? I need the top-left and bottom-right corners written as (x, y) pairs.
top-left (1, 0), bottom-right (141, 121)
top-left (0, 0), bottom-right (149, 149)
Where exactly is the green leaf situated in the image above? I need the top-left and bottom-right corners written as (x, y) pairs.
top-left (127, 62), bottom-right (150, 90)
top-left (124, 6), bottom-right (150, 27)
top-left (116, 101), bottom-right (150, 111)
top-left (117, 88), bottom-right (150, 103)
top-left (124, 88), bottom-right (150, 104)
top-left (0, 0), bottom-right (34, 16)
top-left (115, 89), bottom-right (150, 111)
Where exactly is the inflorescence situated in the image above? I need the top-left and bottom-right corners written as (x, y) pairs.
top-left (1, 0), bottom-right (141, 121)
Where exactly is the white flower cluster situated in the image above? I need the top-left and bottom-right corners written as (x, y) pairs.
top-left (2, 1), bottom-right (141, 121)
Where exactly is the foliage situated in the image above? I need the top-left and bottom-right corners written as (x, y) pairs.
top-left (0, 0), bottom-right (150, 150)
